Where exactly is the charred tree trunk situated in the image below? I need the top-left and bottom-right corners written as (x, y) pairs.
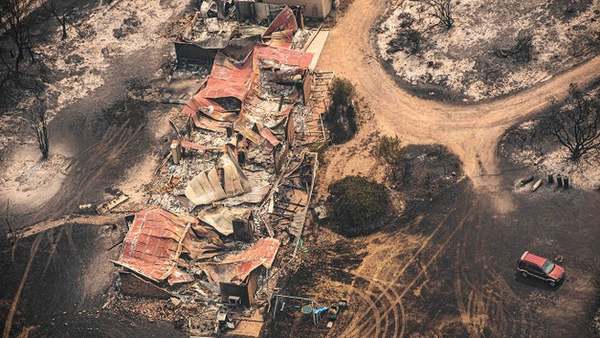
top-left (28, 97), bottom-right (50, 160)
top-left (33, 120), bottom-right (49, 160)
top-left (44, 0), bottom-right (69, 40)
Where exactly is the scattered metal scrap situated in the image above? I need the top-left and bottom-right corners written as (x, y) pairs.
top-left (204, 237), bottom-right (280, 307)
top-left (109, 6), bottom-right (334, 336)
top-left (113, 208), bottom-right (223, 285)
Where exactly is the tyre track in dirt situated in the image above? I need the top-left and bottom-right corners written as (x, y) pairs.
top-left (348, 274), bottom-right (405, 338)
top-left (337, 191), bottom-right (474, 337)
top-left (452, 209), bottom-right (532, 337)
top-left (33, 122), bottom-right (145, 221)
top-left (338, 208), bottom-right (457, 336)
top-left (345, 202), bottom-right (475, 337)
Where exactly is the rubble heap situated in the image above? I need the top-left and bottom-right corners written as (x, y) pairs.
top-left (111, 7), bottom-right (331, 336)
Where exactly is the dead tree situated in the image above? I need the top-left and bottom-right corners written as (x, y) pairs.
top-left (549, 84), bottom-right (600, 161)
top-left (28, 96), bottom-right (50, 160)
top-left (414, 0), bottom-right (454, 30)
top-left (43, 0), bottom-right (69, 40)
top-left (0, 0), bottom-right (34, 73)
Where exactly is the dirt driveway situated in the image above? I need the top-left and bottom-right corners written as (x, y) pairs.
top-left (314, 0), bottom-right (600, 336)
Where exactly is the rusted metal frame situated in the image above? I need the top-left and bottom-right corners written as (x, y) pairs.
top-left (319, 112), bottom-right (327, 141)
top-left (257, 148), bottom-right (296, 236)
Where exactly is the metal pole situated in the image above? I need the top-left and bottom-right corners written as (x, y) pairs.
top-left (272, 296), bottom-right (279, 319)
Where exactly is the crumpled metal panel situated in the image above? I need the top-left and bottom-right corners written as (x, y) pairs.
top-left (254, 45), bottom-right (313, 70)
top-left (181, 6), bottom-right (313, 134)
top-left (198, 206), bottom-right (252, 236)
top-left (115, 208), bottom-right (195, 282)
top-left (262, 7), bottom-right (298, 40)
top-left (259, 126), bottom-right (281, 147)
top-left (223, 145), bottom-right (251, 196)
top-left (185, 167), bottom-right (228, 205)
top-left (185, 148), bottom-right (250, 206)
top-left (204, 238), bottom-right (281, 284)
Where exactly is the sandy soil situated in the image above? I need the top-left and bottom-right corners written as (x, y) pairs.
top-left (376, 0), bottom-right (600, 102)
top-left (317, 101), bottom-right (387, 199)
top-left (0, 143), bottom-right (71, 215)
top-left (317, 0), bottom-right (600, 214)
top-left (295, 0), bottom-right (600, 336)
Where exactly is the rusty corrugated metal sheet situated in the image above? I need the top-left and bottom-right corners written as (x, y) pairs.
top-left (254, 44), bottom-right (313, 70)
top-left (201, 53), bottom-right (254, 101)
top-left (204, 238), bottom-right (280, 284)
top-left (259, 126), bottom-right (281, 147)
top-left (114, 208), bottom-right (222, 285)
top-left (262, 7), bottom-right (298, 40)
top-left (181, 6), bottom-right (313, 132)
top-left (115, 208), bottom-right (193, 282)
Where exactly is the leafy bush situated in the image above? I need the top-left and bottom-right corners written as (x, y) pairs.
top-left (324, 78), bottom-right (357, 144)
top-left (327, 176), bottom-right (390, 237)
top-left (375, 135), bottom-right (402, 165)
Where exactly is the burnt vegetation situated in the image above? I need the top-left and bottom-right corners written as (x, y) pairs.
top-left (327, 176), bottom-right (390, 237)
top-left (413, 0), bottom-right (454, 30)
top-left (324, 77), bottom-right (357, 144)
top-left (43, 0), bottom-right (71, 41)
top-left (494, 31), bottom-right (534, 64)
top-left (548, 83), bottom-right (600, 161)
top-left (27, 96), bottom-right (49, 160)
top-left (374, 135), bottom-right (403, 165)
top-left (376, 141), bottom-right (462, 198)
top-left (0, 0), bottom-right (36, 75)
top-left (386, 13), bottom-right (422, 55)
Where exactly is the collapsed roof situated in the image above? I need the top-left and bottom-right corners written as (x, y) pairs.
top-left (182, 7), bottom-right (313, 134)
top-left (203, 237), bottom-right (280, 284)
top-left (113, 208), bottom-right (223, 285)
top-left (185, 145), bottom-right (252, 205)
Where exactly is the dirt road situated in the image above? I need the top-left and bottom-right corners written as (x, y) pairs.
top-left (317, 0), bottom-right (600, 202)
top-left (315, 0), bottom-right (600, 337)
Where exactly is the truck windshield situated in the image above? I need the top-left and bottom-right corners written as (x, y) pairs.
top-left (542, 260), bottom-right (555, 274)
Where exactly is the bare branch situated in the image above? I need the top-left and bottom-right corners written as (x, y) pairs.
top-left (412, 0), bottom-right (454, 30)
top-left (548, 83), bottom-right (600, 161)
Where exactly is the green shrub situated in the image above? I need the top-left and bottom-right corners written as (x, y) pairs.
top-left (327, 176), bottom-right (389, 237)
top-left (375, 135), bottom-right (402, 165)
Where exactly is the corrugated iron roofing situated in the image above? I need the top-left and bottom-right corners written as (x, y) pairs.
top-left (115, 208), bottom-right (222, 285)
top-left (204, 237), bottom-right (281, 284)
top-left (183, 6), bottom-right (313, 132)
